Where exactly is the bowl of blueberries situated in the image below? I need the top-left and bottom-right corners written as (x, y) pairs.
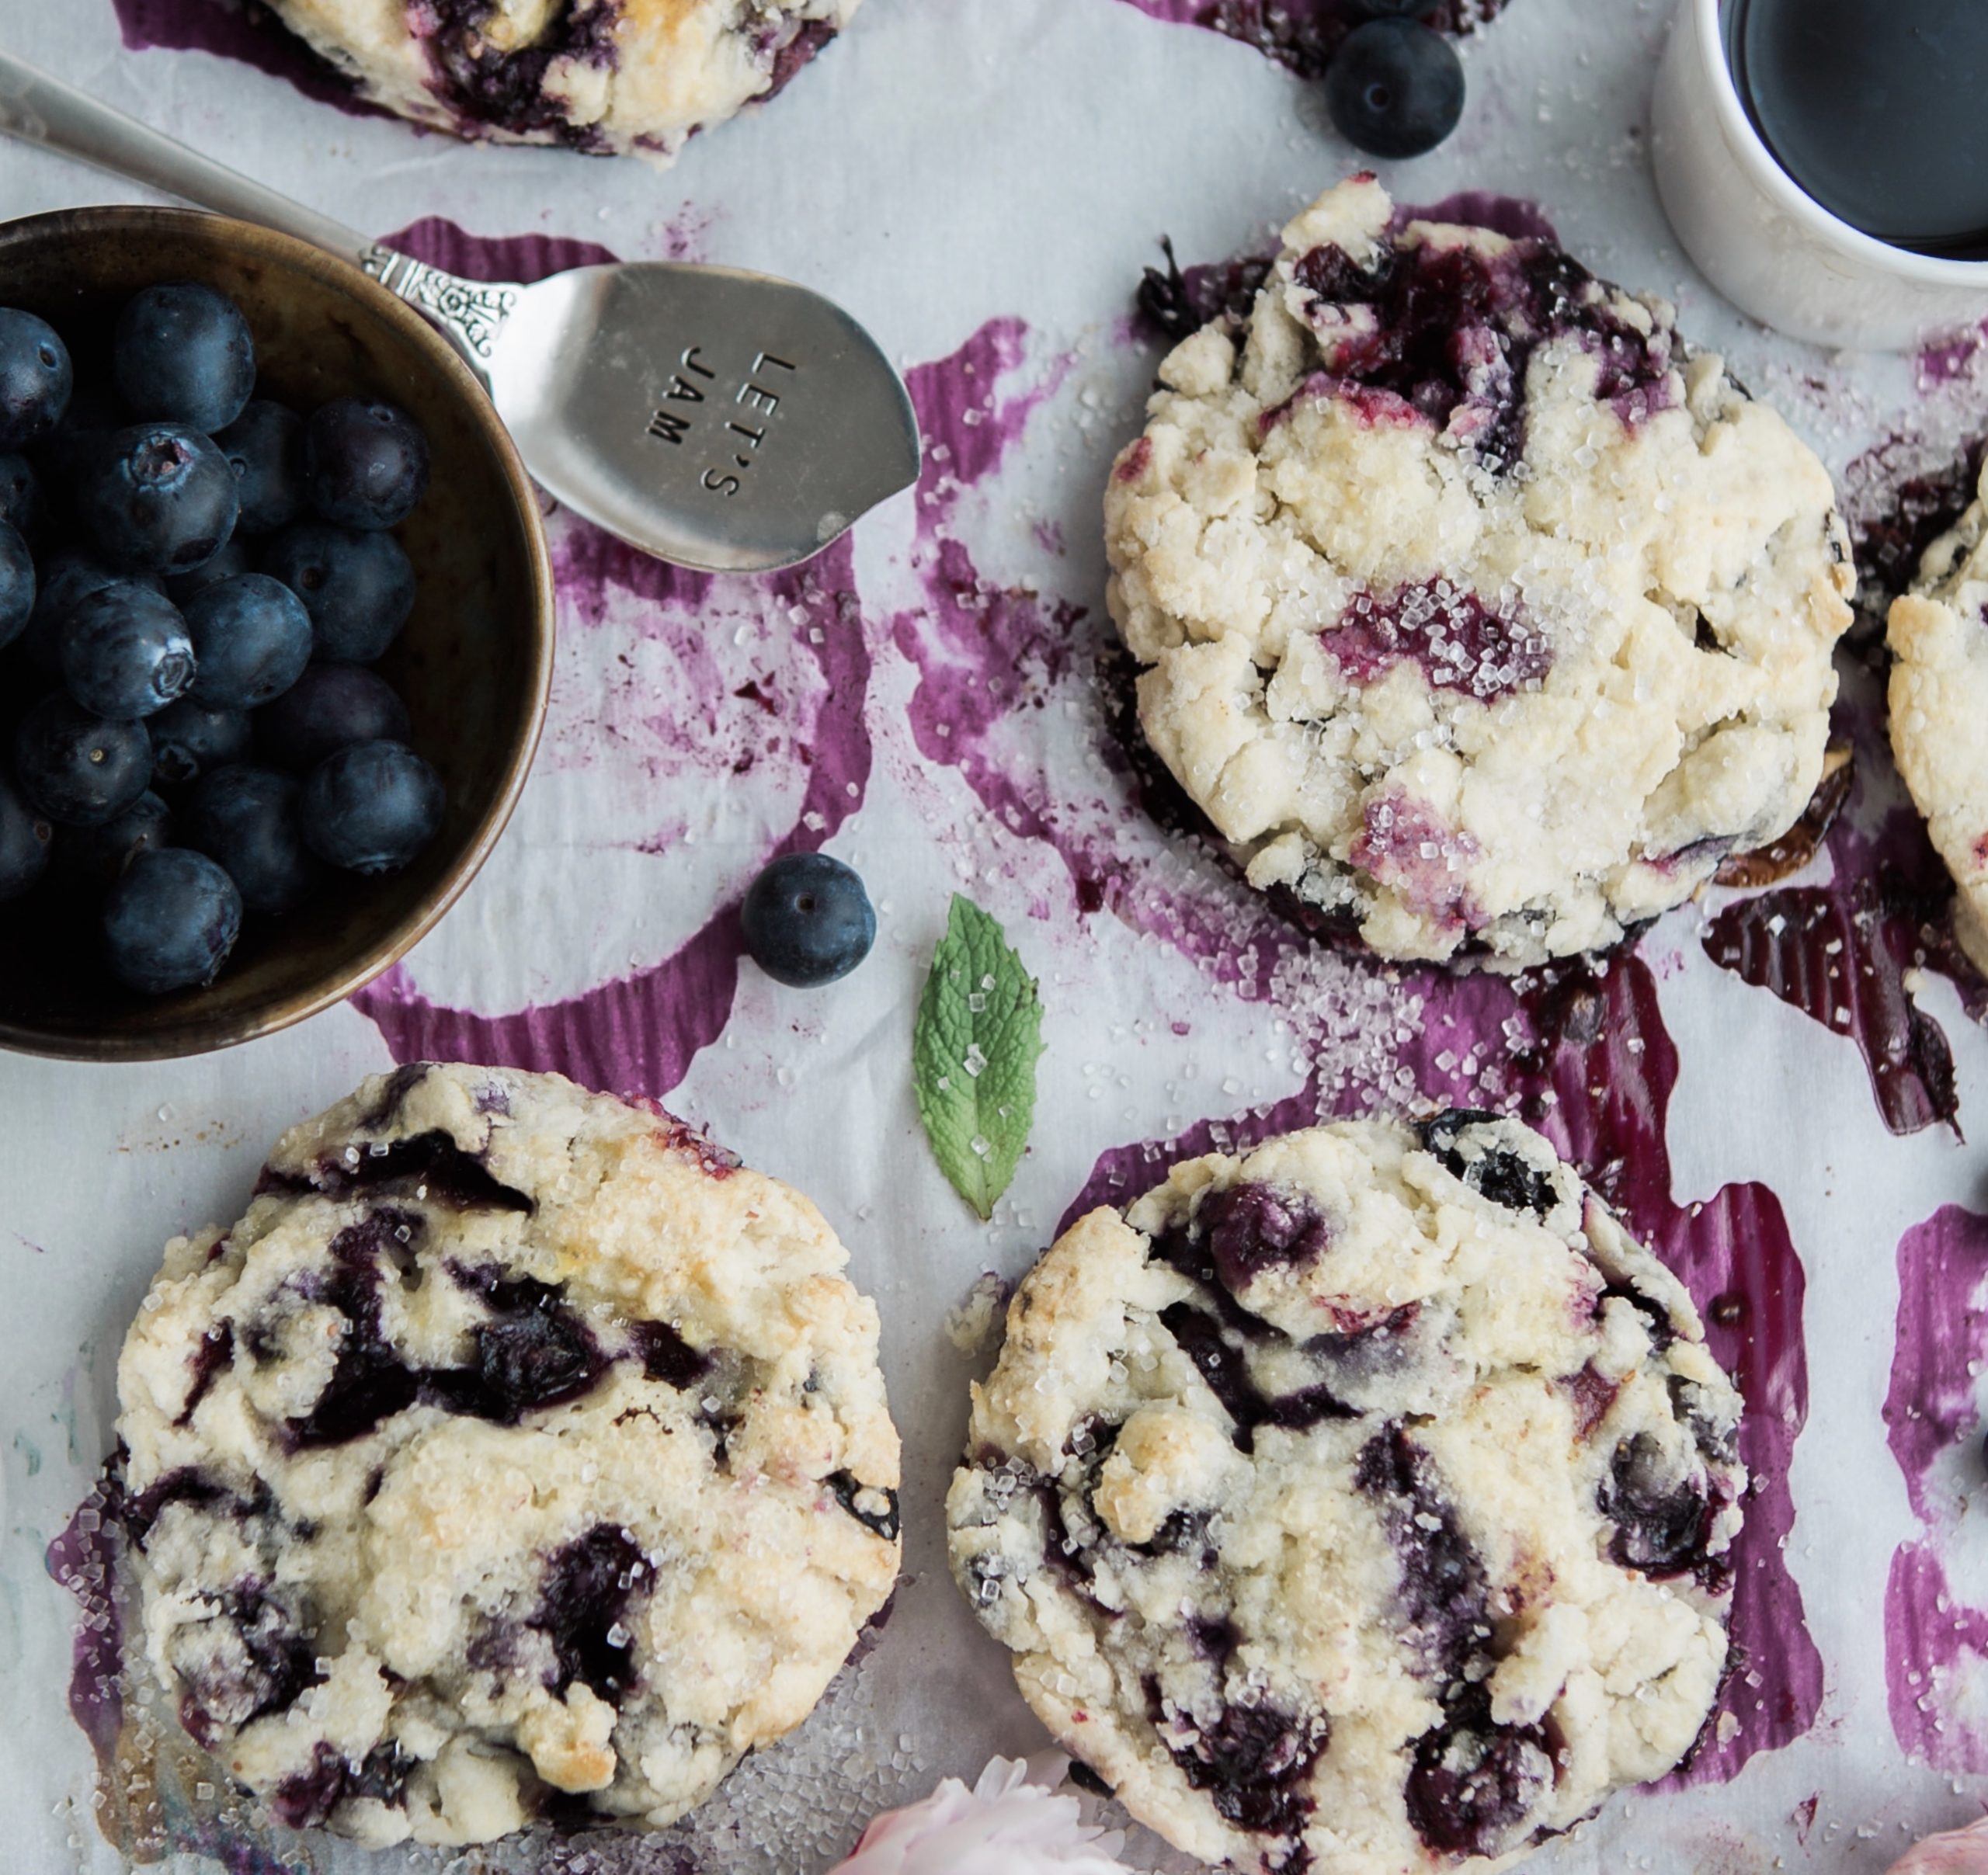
top-left (0, 205), bottom-right (553, 1060)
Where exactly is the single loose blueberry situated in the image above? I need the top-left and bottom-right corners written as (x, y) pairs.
top-left (0, 518), bottom-right (33, 648)
top-left (164, 536), bottom-right (255, 606)
top-left (0, 308), bottom-right (72, 450)
top-left (0, 453), bottom-right (42, 540)
top-left (103, 847), bottom-right (242, 993)
top-left (76, 423), bottom-right (239, 574)
top-left (304, 398), bottom-right (429, 530)
top-left (186, 764), bottom-right (320, 914)
top-left (300, 739), bottom-right (443, 873)
top-left (213, 400), bottom-right (306, 535)
top-left (113, 282), bottom-right (255, 434)
top-left (261, 521), bottom-right (415, 662)
top-left (13, 694), bottom-right (152, 827)
top-left (61, 581), bottom-right (196, 720)
top-left (1325, 17), bottom-right (1465, 160)
top-left (21, 554), bottom-right (148, 675)
top-left (739, 852), bottom-right (876, 987)
top-left (255, 663), bottom-right (410, 773)
top-left (56, 789), bottom-right (172, 889)
top-left (148, 696), bottom-right (252, 787)
top-left (182, 573), bottom-right (311, 710)
top-left (0, 773), bottom-right (53, 900)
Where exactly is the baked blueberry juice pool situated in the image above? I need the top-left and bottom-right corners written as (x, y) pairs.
top-left (1724, 0), bottom-right (1988, 255)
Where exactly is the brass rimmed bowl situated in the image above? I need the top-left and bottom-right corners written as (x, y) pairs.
top-left (0, 206), bottom-right (553, 1061)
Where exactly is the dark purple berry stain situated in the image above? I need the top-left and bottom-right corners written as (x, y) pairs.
top-left (1159, 1303), bottom-right (1357, 1453)
top-left (273, 1214), bottom-right (607, 1447)
top-left (628, 1317), bottom-right (714, 1389)
top-left (1419, 1109), bottom-right (1559, 1219)
top-left (1161, 1696), bottom-right (1329, 1840)
top-left (173, 1321), bottom-right (234, 1427)
top-left (1402, 1687), bottom-right (1552, 1859)
top-left (829, 1470), bottom-right (902, 1543)
top-left (419, 0), bottom-right (622, 150)
top-left (530, 1523), bottom-right (651, 1703)
top-left (172, 1580), bottom-right (321, 1748)
top-left (1136, 235), bottom-right (1274, 345)
top-left (1354, 1425), bottom-right (1489, 1684)
top-left (1326, 582), bottom-right (1553, 703)
top-left (271, 1738), bottom-right (412, 1830)
top-left (1599, 1430), bottom-right (1721, 1584)
top-left (1277, 236), bottom-right (1673, 474)
top-left (1201, 1180), bottom-right (1334, 1289)
top-left (258, 1127), bottom-right (537, 1214)
top-left (1563, 1361), bottom-right (1620, 1440)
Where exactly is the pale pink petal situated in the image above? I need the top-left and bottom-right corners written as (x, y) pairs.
top-left (1889, 1816), bottom-right (1988, 1875)
top-left (829, 1754), bottom-right (1138, 1875)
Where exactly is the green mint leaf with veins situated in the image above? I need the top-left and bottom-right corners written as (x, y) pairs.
top-left (913, 894), bottom-right (1045, 1220)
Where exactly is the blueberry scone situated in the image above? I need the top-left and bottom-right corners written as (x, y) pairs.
top-left (115, 1063), bottom-right (900, 1847)
top-left (947, 1113), bottom-right (1743, 1875)
top-left (262, 0), bottom-right (857, 155)
top-left (1888, 457), bottom-right (1988, 974)
top-left (1105, 175), bottom-right (1854, 966)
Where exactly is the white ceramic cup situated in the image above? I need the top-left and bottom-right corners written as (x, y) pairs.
top-left (1650, 0), bottom-right (1988, 352)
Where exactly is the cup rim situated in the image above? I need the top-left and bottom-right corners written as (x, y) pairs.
top-left (1690, 0), bottom-right (1988, 288)
top-left (0, 203), bottom-right (556, 1064)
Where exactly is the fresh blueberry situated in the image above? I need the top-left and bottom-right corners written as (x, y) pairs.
top-left (261, 521), bottom-right (415, 661)
top-left (213, 400), bottom-right (306, 536)
top-left (1325, 17), bottom-right (1465, 160)
top-left (61, 580), bottom-right (196, 720)
top-left (148, 696), bottom-right (252, 788)
top-left (13, 694), bottom-right (152, 827)
top-left (103, 847), bottom-right (242, 994)
top-left (185, 765), bottom-right (320, 913)
top-left (0, 518), bottom-right (33, 648)
top-left (0, 308), bottom-right (72, 450)
top-left (113, 282), bottom-right (255, 434)
top-left (304, 398), bottom-right (429, 530)
top-left (0, 453), bottom-right (41, 540)
top-left (21, 554), bottom-right (149, 675)
top-left (0, 773), bottom-right (53, 901)
top-left (164, 536), bottom-right (255, 605)
top-left (254, 662), bottom-right (410, 774)
top-left (56, 790), bottom-right (172, 890)
top-left (182, 574), bottom-right (311, 710)
top-left (300, 739), bottom-right (443, 873)
top-left (739, 852), bottom-right (876, 987)
top-left (77, 423), bottom-right (239, 575)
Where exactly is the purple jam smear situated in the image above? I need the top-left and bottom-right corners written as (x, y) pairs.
top-left (110, 0), bottom-right (385, 118)
top-left (1116, 0), bottom-right (1510, 81)
top-left (45, 1474), bottom-right (127, 1764)
top-left (1883, 1204), bottom-right (1988, 1767)
top-left (173, 1322), bottom-right (234, 1427)
top-left (1326, 581), bottom-right (1552, 703)
top-left (352, 536), bottom-right (871, 1102)
top-left (760, 16), bottom-right (839, 99)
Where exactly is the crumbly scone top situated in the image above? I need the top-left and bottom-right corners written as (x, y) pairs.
top-left (264, 0), bottom-right (858, 157)
top-left (116, 1062), bottom-right (900, 1849)
top-left (1887, 457), bottom-right (1988, 973)
top-left (947, 1113), bottom-right (1743, 1875)
top-left (1105, 175), bottom-right (1854, 967)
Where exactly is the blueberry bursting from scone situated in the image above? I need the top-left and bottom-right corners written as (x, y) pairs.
top-left (1106, 175), bottom-right (1855, 968)
top-left (258, 0), bottom-right (861, 158)
top-left (114, 1064), bottom-right (901, 1849)
top-left (947, 1112), bottom-right (1744, 1875)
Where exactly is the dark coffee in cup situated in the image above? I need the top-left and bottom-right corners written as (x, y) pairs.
top-left (1725, 0), bottom-right (1988, 259)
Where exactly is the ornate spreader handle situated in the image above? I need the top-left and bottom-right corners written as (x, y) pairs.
top-left (356, 247), bottom-right (522, 366)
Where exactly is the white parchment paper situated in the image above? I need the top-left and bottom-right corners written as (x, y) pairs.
top-left (4, 2), bottom-right (1988, 1871)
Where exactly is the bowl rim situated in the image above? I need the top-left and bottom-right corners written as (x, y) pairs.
top-left (0, 203), bottom-right (556, 1064)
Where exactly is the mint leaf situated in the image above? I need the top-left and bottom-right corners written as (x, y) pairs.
top-left (913, 894), bottom-right (1046, 1220)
